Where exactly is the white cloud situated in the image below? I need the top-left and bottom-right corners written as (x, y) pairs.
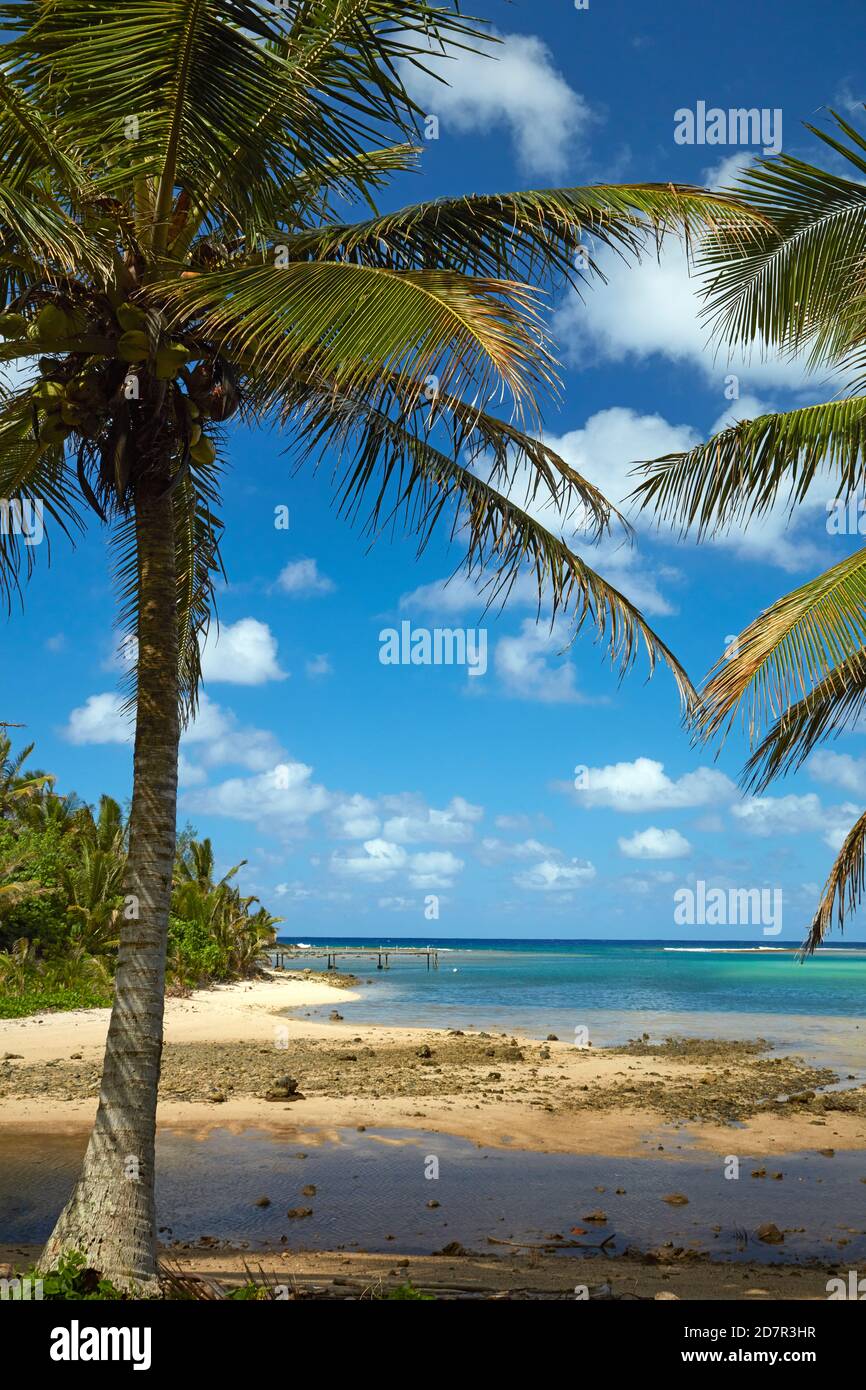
top-left (381, 793), bottom-right (483, 844)
top-left (400, 572), bottom-right (535, 619)
top-left (618, 826), bottom-right (692, 860)
top-left (329, 841), bottom-right (463, 888)
top-left (178, 753), bottom-right (208, 788)
top-left (400, 31), bottom-right (593, 177)
top-left (807, 750), bottom-right (864, 794)
top-left (495, 617), bottom-right (589, 703)
top-left (64, 693), bottom-right (131, 745)
top-left (200, 618), bottom-right (286, 685)
top-left (568, 756), bottom-right (735, 812)
top-left (276, 558), bottom-right (335, 597)
top-left (553, 242), bottom-right (824, 392)
top-left (331, 838), bottom-right (408, 882)
top-left (305, 653), bottom-right (333, 678)
top-left (514, 858), bottom-right (596, 892)
top-left (480, 836), bottom-right (557, 863)
top-left (407, 850), bottom-right (463, 888)
top-left (183, 692), bottom-right (285, 774)
top-left (328, 794), bottom-right (381, 840)
top-left (184, 761), bottom-right (330, 830)
top-left (731, 792), bottom-right (861, 850)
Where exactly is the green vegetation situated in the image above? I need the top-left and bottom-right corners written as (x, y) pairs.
top-left (0, 731), bottom-right (279, 1015)
top-left (31, 1251), bottom-right (128, 1301)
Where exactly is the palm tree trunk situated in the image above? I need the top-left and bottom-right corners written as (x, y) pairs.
top-left (39, 482), bottom-right (179, 1290)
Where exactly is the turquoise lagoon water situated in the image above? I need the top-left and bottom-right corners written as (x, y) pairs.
top-left (277, 938), bottom-right (866, 1067)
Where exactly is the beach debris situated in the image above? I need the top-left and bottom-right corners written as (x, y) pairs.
top-left (583, 1210), bottom-right (608, 1223)
top-left (818, 1148), bottom-right (836, 1157)
top-left (264, 1075), bottom-right (303, 1102)
top-left (751, 1168), bottom-right (767, 1178)
top-left (662, 1194), bottom-right (689, 1205)
top-left (426, 1199), bottom-right (440, 1209)
top-left (757, 1223), bottom-right (784, 1244)
top-left (772, 1173), bottom-right (783, 1180)
top-left (615, 1188), bottom-right (627, 1195)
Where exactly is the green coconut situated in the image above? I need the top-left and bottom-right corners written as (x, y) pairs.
top-left (154, 342), bottom-right (191, 380)
top-left (117, 330), bottom-right (150, 363)
top-left (32, 379), bottom-right (65, 403)
top-left (40, 419), bottom-right (70, 445)
top-left (35, 304), bottom-right (74, 341)
top-left (0, 312), bottom-right (29, 338)
top-left (116, 303), bottom-right (148, 333)
top-left (189, 435), bottom-right (216, 465)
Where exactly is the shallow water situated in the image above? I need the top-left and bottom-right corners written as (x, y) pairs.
top-left (3, 1126), bottom-right (864, 1265)
top-left (283, 940), bottom-right (866, 1073)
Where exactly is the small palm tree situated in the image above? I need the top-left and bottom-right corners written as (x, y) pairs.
top-left (0, 731), bottom-right (54, 818)
top-left (633, 109), bottom-right (866, 953)
top-left (0, 2), bottom-right (756, 1286)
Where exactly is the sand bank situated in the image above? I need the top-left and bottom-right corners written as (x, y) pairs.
top-left (2, 973), bottom-right (866, 1158)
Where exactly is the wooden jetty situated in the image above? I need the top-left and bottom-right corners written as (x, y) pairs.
top-left (271, 944), bottom-right (440, 971)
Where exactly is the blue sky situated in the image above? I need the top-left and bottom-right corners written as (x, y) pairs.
top-left (4, 0), bottom-right (866, 941)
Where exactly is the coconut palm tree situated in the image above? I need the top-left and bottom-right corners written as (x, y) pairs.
top-left (632, 109), bottom-right (866, 955)
top-left (0, 1), bottom-right (755, 1287)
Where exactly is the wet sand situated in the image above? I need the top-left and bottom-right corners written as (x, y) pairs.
top-left (0, 1241), bottom-right (853, 1300)
top-left (1, 972), bottom-right (866, 1158)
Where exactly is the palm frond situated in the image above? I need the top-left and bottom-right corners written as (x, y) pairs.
top-left (256, 183), bottom-right (768, 286)
top-left (287, 383), bottom-right (695, 705)
top-left (803, 809), bottom-right (866, 953)
top-left (743, 649), bottom-right (866, 792)
top-left (0, 394), bottom-right (84, 609)
top-left (631, 396), bottom-right (866, 537)
top-left (697, 114), bottom-right (866, 364)
top-left (695, 547), bottom-right (866, 744)
top-left (163, 261), bottom-right (556, 418)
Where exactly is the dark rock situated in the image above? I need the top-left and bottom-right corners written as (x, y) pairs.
top-left (757, 1222), bottom-right (784, 1244)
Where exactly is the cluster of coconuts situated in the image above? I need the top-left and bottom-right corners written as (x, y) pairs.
top-left (0, 300), bottom-right (218, 465)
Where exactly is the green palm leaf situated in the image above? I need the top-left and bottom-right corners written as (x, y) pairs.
top-left (696, 547), bottom-right (866, 745)
top-left (162, 260), bottom-right (556, 415)
top-left (743, 649), bottom-right (866, 792)
top-left (287, 383), bottom-right (695, 705)
top-left (803, 810), bottom-right (866, 953)
top-left (631, 396), bottom-right (866, 536)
